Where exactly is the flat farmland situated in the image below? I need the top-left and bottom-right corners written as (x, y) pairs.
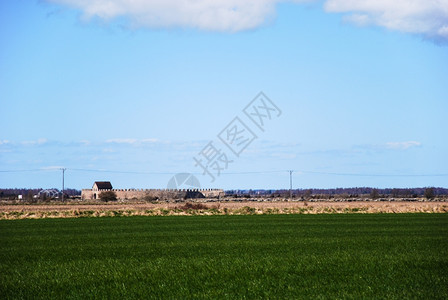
top-left (1, 214), bottom-right (447, 299)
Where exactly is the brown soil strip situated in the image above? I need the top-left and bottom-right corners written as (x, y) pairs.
top-left (1, 201), bottom-right (447, 218)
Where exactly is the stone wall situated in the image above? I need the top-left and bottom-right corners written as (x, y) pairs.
top-left (81, 188), bottom-right (224, 201)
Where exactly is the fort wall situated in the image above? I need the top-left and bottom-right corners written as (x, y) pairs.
top-left (81, 188), bottom-right (224, 201)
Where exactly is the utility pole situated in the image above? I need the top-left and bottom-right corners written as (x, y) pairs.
top-left (61, 168), bottom-right (66, 201)
top-left (289, 170), bottom-right (293, 199)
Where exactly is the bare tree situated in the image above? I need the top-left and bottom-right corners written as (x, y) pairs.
top-left (370, 189), bottom-right (379, 200)
top-left (99, 191), bottom-right (118, 202)
top-left (424, 188), bottom-right (435, 200)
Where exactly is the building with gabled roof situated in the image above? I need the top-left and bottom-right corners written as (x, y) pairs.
top-left (92, 181), bottom-right (113, 191)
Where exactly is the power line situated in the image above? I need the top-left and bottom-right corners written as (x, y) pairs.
top-left (0, 169), bottom-right (50, 173)
top-left (216, 170), bottom-right (285, 175)
top-left (1, 167), bottom-right (447, 177)
top-left (298, 170), bottom-right (448, 177)
top-left (68, 168), bottom-right (175, 175)
top-left (61, 168), bottom-right (66, 202)
top-left (69, 169), bottom-right (285, 175)
top-left (289, 170), bottom-right (293, 199)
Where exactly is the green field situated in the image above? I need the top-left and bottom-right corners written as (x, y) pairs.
top-left (1, 214), bottom-right (447, 299)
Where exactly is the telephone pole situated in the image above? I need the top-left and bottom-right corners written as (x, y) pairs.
top-left (61, 168), bottom-right (66, 201)
top-left (289, 170), bottom-right (293, 199)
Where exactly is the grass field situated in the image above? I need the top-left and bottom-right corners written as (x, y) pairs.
top-left (1, 214), bottom-right (447, 299)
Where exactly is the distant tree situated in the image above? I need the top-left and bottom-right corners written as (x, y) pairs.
top-left (304, 189), bottom-right (312, 199)
top-left (26, 191), bottom-right (34, 202)
top-left (99, 191), bottom-right (117, 202)
top-left (391, 188), bottom-right (400, 198)
top-left (370, 189), bottom-right (379, 200)
top-left (424, 188), bottom-right (435, 200)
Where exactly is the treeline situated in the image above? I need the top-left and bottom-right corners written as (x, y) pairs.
top-left (227, 187), bottom-right (448, 198)
top-left (0, 188), bottom-right (81, 199)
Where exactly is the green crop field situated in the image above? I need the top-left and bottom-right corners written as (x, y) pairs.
top-left (1, 214), bottom-right (447, 299)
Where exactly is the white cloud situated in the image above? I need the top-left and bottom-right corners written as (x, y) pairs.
top-left (47, 0), bottom-right (448, 41)
top-left (324, 0), bottom-right (448, 41)
top-left (0, 140), bottom-right (10, 145)
top-left (386, 141), bottom-right (421, 150)
top-left (47, 0), bottom-right (312, 32)
top-left (438, 25), bottom-right (448, 37)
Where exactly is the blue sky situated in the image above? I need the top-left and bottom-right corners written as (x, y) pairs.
top-left (1, 0), bottom-right (447, 190)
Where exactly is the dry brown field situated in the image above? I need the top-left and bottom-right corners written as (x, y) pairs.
top-left (1, 200), bottom-right (447, 219)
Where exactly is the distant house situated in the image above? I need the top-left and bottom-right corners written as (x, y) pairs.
top-left (81, 181), bottom-right (114, 200)
top-left (92, 181), bottom-right (113, 191)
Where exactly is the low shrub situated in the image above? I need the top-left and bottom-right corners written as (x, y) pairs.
top-left (178, 202), bottom-right (209, 210)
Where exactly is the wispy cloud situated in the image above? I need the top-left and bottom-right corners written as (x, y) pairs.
top-left (41, 166), bottom-right (64, 170)
top-left (47, 0), bottom-right (448, 42)
top-left (324, 0), bottom-right (448, 42)
top-left (102, 148), bottom-right (116, 153)
top-left (105, 138), bottom-right (160, 145)
top-left (141, 138), bottom-right (159, 143)
top-left (106, 138), bottom-right (138, 144)
top-left (385, 141), bottom-right (421, 150)
top-left (79, 139), bottom-right (91, 146)
top-left (354, 141), bottom-right (422, 151)
top-left (21, 138), bottom-right (48, 146)
top-left (270, 153), bottom-right (297, 159)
